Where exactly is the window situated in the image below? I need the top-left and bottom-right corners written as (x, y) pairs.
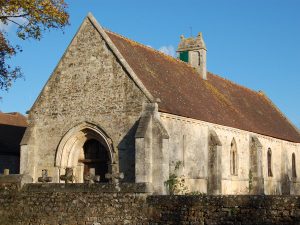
top-left (230, 138), bottom-right (238, 176)
top-left (292, 153), bottom-right (297, 178)
top-left (267, 148), bottom-right (273, 177)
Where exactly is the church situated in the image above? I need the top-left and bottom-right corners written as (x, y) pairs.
top-left (20, 13), bottom-right (300, 195)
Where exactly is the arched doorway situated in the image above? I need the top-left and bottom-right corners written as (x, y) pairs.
top-left (55, 122), bottom-right (114, 183)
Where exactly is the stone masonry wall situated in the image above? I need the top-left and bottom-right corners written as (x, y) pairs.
top-left (147, 195), bottom-right (300, 225)
top-left (1, 183), bottom-right (300, 225)
top-left (22, 17), bottom-right (148, 182)
top-left (160, 112), bottom-right (300, 195)
top-left (0, 183), bottom-right (149, 225)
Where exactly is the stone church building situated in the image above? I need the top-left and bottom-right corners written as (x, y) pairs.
top-left (20, 13), bottom-right (300, 195)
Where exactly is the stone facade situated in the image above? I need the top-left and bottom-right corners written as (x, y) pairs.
top-left (21, 17), bottom-right (148, 183)
top-left (159, 113), bottom-right (300, 195)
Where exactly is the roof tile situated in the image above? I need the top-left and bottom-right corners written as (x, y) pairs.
top-left (0, 112), bottom-right (28, 127)
top-left (106, 30), bottom-right (300, 143)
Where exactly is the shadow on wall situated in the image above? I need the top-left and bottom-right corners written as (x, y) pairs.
top-left (118, 121), bottom-right (139, 183)
top-left (0, 156), bottom-right (20, 175)
top-left (0, 125), bottom-right (26, 174)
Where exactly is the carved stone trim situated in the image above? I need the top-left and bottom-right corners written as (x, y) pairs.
top-left (55, 122), bottom-right (114, 170)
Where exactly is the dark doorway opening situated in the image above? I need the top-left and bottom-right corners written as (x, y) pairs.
top-left (78, 139), bottom-right (109, 182)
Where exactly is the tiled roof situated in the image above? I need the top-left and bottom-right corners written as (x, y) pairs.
top-left (0, 112), bottom-right (28, 127)
top-left (106, 30), bottom-right (300, 143)
top-left (0, 112), bottom-right (27, 154)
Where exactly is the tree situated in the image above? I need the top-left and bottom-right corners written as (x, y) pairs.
top-left (0, 0), bottom-right (69, 91)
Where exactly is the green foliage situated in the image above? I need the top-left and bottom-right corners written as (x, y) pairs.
top-left (164, 161), bottom-right (189, 195)
top-left (0, 0), bottom-right (69, 91)
top-left (0, 33), bottom-right (21, 90)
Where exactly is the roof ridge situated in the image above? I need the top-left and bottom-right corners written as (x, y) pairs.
top-left (5, 112), bottom-right (22, 116)
top-left (104, 29), bottom-right (198, 70)
top-left (0, 111), bottom-right (25, 117)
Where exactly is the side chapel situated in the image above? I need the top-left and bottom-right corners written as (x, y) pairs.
top-left (20, 13), bottom-right (300, 194)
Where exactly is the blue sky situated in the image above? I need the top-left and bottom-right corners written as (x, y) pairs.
top-left (1, 0), bottom-right (300, 128)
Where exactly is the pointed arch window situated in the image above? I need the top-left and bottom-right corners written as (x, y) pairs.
top-left (267, 148), bottom-right (273, 177)
top-left (292, 153), bottom-right (297, 178)
top-left (230, 138), bottom-right (238, 176)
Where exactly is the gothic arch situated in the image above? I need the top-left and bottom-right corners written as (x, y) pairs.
top-left (209, 129), bottom-right (222, 147)
top-left (230, 138), bottom-right (238, 176)
top-left (55, 122), bottom-right (114, 182)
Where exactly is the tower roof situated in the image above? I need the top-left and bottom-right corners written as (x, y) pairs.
top-left (177, 32), bottom-right (207, 52)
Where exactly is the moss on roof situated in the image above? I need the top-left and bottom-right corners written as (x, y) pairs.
top-left (106, 30), bottom-right (300, 143)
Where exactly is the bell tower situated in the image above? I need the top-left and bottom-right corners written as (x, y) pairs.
top-left (177, 32), bottom-right (207, 80)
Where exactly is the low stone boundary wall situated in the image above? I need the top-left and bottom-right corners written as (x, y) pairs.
top-left (0, 174), bottom-right (32, 192)
top-left (148, 195), bottom-right (300, 225)
top-left (1, 183), bottom-right (300, 224)
top-left (0, 193), bottom-right (148, 224)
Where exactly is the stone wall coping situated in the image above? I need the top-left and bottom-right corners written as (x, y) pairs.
top-left (0, 174), bottom-right (32, 185)
top-left (21, 182), bottom-right (153, 193)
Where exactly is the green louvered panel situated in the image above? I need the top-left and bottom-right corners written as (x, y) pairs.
top-left (179, 51), bottom-right (189, 62)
